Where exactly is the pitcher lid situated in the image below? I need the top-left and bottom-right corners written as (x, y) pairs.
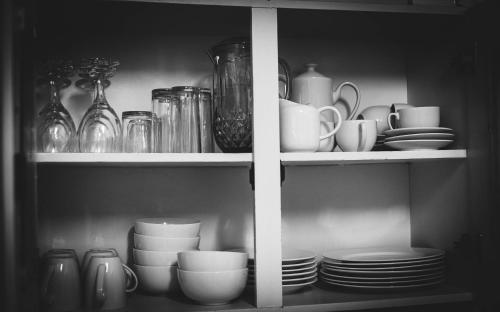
top-left (210, 37), bottom-right (250, 57)
top-left (295, 63), bottom-right (328, 79)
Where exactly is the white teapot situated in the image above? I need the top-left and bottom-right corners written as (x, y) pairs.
top-left (291, 63), bottom-right (360, 151)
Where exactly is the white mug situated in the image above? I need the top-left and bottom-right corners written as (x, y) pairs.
top-left (280, 99), bottom-right (342, 152)
top-left (389, 103), bottom-right (415, 128)
top-left (336, 120), bottom-right (377, 152)
top-left (387, 106), bottom-right (440, 129)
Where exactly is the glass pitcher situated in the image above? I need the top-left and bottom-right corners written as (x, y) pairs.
top-left (209, 37), bottom-right (253, 153)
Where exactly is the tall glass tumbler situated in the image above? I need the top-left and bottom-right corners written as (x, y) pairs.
top-left (152, 88), bottom-right (181, 153)
top-left (122, 111), bottom-right (154, 153)
top-left (172, 86), bottom-right (200, 153)
top-left (199, 88), bottom-right (214, 153)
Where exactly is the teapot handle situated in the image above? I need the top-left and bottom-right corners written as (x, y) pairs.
top-left (318, 106), bottom-right (342, 140)
top-left (278, 58), bottom-right (291, 100)
top-left (332, 82), bottom-right (360, 121)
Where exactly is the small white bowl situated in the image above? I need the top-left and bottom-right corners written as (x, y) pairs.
top-left (177, 268), bottom-right (248, 305)
top-left (135, 264), bottom-right (179, 294)
top-left (177, 251), bottom-right (248, 272)
top-left (133, 249), bottom-right (179, 266)
top-left (135, 218), bottom-right (200, 237)
top-left (133, 233), bottom-right (199, 251)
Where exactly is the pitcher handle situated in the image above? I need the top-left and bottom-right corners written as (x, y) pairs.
top-left (358, 122), bottom-right (367, 152)
top-left (332, 82), bottom-right (361, 121)
top-left (122, 264), bottom-right (138, 293)
top-left (318, 106), bottom-right (342, 140)
top-left (278, 58), bottom-right (291, 100)
top-left (95, 264), bottom-right (106, 306)
top-left (41, 264), bottom-right (56, 305)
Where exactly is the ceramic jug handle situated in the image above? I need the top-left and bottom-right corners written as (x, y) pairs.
top-left (358, 122), bottom-right (367, 152)
top-left (122, 264), bottom-right (138, 293)
top-left (95, 264), bottom-right (106, 306)
top-left (387, 112), bottom-right (399, 130)
top-left (41, 264), bottom-right (56, 305)
top-left (318, 106), bottom-right (342, 140)
top-left (278, 58), bottom-right (291, 100)
top-left (332, 82), bottom-right (360, 121)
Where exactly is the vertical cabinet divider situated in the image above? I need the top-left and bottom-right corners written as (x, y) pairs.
top-left (251, 7), bottom-right (283, 308)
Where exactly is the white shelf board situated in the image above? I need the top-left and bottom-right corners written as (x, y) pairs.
top-left (283, 283), bottom-right (474, 312)
top-left (31, 153), bottom-right (252, 167)
top-left (281, 150), bottom-right (467, 166)
top-left (119, 0), bottom-right (468, 15)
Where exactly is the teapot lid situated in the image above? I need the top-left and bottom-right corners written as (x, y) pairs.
top-left (295, 63), bottom-right (328, 79)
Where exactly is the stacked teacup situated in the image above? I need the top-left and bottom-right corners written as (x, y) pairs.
top-left (133, 218), bottom-right (201, 294)
top-left (177, 251), bottom-right (248, 305)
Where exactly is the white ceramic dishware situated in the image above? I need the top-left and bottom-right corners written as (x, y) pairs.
top-left (357, 105), bottom-right (391, 135)
top-left (336, 120), bottom-right (377, 152)
top-left (135, 264), bottom-right (179, 294)
top-left (279, 99), bottom-right (342, 152)
top-left (134, 218), bottom-right (201, 237)
top-left (385, 139), bottom-right (453, 151)
top-left (385, 132), bottom-right (454, 142)
top-left (177, 268), bottom-right (248, 305)
top-left (133, 249), bottom-right (179, 266)
top-left (389, 103), bottom-right (414, 128)
top-left (384, 127), bottom-right (453, 137)
top-left (282, 278), bottom-right (318, 294)
top-left (387, 106), bottom-right (440, 129)
top-left (323, 247), bottom-right (445, 263)
top-left (133, 233), bottom-right (200, 251)
top-left (177, 250), bottom-right (248, 272)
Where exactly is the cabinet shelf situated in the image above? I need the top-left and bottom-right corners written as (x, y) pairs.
top-left (281, 150), bottom-right (467, 166)
top-left (31, 153), bottom-right (253, 167)
top-left (283, 283), bottom-right (474, 312)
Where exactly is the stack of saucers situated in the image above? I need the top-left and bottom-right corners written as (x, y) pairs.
top-left (373, 134), bottom-right (387, 150)
top-left (384, 127), bottom-right (455, 151)
top-left (236, 247), bottom-right (318, 294)
top-left (133, 218), bottom-right (200, 294)
top-left (319, 246), bottom-right (446, 291)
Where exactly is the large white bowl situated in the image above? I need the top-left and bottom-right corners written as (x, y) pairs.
top-left (135, 264), bottom-right (179, 294)
top-left (133, 249), bottom-right (179, 266)
top-left (177, 268), bottom-right (248, 305)
top-left (133, 233), bottom-right (200, 251)
top-left (177, 251), bottom-right (248, 272)
top-left (135, 218), bottom-right (200, 237)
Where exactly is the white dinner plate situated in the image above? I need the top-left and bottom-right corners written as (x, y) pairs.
top-left (322, 255), bottom-right (444, 267)
top-left (385, 139), bottom-right (453, 151)
top-left (321, 265), bottom-right (445, 276)
top-left (384, 127), bottom-right (453, 136)
top-left (282, 278), bottom-right (317, 294)
top-left (319, 273), bottom-right (444, 286)
top-left (323, 247), bottom-right (445, 263)
top-left (319, 269), bottom-right (444, 282)
top-left (385, 132), bottom-right (455, 142)
top-left (320, 278), bottom-right (444, 290)
top-left (248, 259), bottom-right (317, 270)
top-left (283, 268), bottom-right (318, 278)
top-left (321, 259), bottom-right (444, 271)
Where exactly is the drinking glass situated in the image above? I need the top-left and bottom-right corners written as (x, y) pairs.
top-left (172, 86), bottom-right (200, 153)
top-left (122, 111), bottom-right (155, 153)
top-left (152, 88), bottom-right (181, 152)
top-left (199, 88), bottom-right (214, 153)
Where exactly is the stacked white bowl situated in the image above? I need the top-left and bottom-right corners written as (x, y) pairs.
top-left (133, 218), bottom-right (200, 294)
top-left (177, 251), bottom-right (248, 305)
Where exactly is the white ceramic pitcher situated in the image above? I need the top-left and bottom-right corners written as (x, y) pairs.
top-left (291, 63), bottom-right (360, 151)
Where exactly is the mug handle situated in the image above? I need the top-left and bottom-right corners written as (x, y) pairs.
top-left (41, 264), bottom-right (56, 305)
top-left (332, 82), bottom-right (360, 121)
top-left (387, 112), bottom-right (399, 130)
top-left (278, 58), bottom-right (291, 100)
top-left (95, 264), bottom-right (106, 306)
top-left (318, 106), bottom-right (342, 140)
top-left (122, 264), bottom-right (138, 293)
top-left (358, 122), bottom-right (367, 152)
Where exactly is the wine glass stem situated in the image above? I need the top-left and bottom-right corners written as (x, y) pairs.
top-left (94, 78), bottom-right (108, 105)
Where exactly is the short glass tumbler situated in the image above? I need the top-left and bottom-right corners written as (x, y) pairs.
top-left (122, 111), bottom-right (155, 153)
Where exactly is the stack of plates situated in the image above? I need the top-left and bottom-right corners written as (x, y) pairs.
top-left (319, 247), bottom-right (446, 291)
top-left (236, 248), bottom-right (318, 294)
top-left (373, 134), bottom-right (387, 150)
top-left (383, 127), bottom-right (455, 151)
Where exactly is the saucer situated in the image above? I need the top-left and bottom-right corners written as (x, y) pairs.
top-left (384, 139), bottom-right (453, 151)
top-left (385, 133), bottom-right (455, 142)
top-left (384, 127), bottom-right (453, 137)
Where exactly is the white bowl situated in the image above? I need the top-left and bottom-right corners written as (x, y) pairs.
top-left (133, 249), bottom-right (179, 266)
top-left (177, 268), bottom-right (248, 305)
top-left (135, 218), bottom-right (201, 237)
top-left (135, 264), bottom-right (179, 294)
top-left (177, 251), bottom-right (248, 272)
top-left (133, 233), bottom-right (199, 251)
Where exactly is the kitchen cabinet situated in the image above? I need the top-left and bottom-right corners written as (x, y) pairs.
top-left (2, 0), bottom-right (499, 311)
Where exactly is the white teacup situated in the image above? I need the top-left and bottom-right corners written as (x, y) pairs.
top-left (280, 99), bottom-right (342, 152)
top-left (387, 106), bottom-right (440, 129)
top-left (390, 103), bottom-right (415, 128)
top-left (336, 120), bottom-right (377, 152)
top-left (357, 105), bottom-right (391, 135)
